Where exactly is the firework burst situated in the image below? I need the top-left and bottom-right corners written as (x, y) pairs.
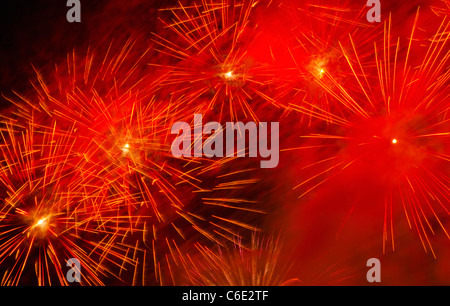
top-left (175, 233), bottom-right (296, 286)
top-left (1, 37), bottom-right (266, 285)
top-left (291, 11), bottom-right (449, 257)
top-left (274, 1), bottom-right (385, 123)
top-left (0, 118), bottom-right (144, 285)
top-left (151, 0), bottom-right (284, 122)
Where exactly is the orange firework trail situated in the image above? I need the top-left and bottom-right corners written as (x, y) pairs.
top-left (290, 11), bottom-right (449, 257)
top-left (431, 0), bottom-right (450, 17)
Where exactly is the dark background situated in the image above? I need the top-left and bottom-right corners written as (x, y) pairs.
top-left (0, 0), bottom-right (179, 96)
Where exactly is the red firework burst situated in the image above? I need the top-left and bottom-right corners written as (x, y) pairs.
top-left (290, 11), bottom-right (449, 258)
top-left (273, 1), bottom-right (384, 123)
top-left (151, 0), bottom-right (284, 122)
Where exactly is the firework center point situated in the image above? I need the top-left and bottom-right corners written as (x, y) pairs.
top-left (224, 71), bottom-right (234, 80)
